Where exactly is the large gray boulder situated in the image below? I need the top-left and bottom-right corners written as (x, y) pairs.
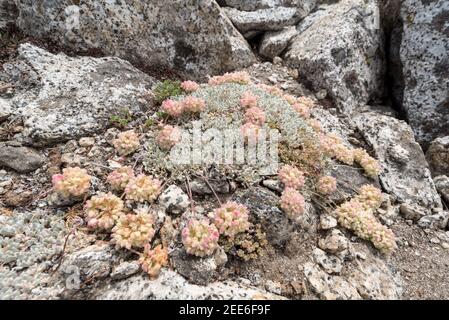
top-left (392, 0), bottom-right (449, 147)
top-left (3, 43), bottom-right (155, 146)
top-left (284, 0), bottom-right (384, 114)
top-left (353, 112), bottom-right (442, 209)
top-left (12, 0), bottom-right (256, 80)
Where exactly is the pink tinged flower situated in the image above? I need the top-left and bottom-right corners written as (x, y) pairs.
top-left (125, 174), bottom-right (162, 203)
top-left (244, 107), bottom-right (266, 126)
top-left (316, 176), bottom-right (337, 195)
top-left (297, 96), bottom-right (316, 109)
top-left (112, 211), bottom-right (155, 249)
top-left (162, 99), bottom-right (184, 117)
top-left (156, 125), bottom-right (181, 150)
top-left (280, 188), bottom-right (305, 219)
top-left (307, 119), bottom-right (322, 133)
top-left (257, 83), bottom-right (283, 96)
top-left (208, 71), bottom-right (251, 85)
top-left (52, 167), bottom-right (91, 198)
top-left (84, 192), bottom-right (124, 230)
top-left (107, 166), bottom-right (135, 191)
top-left (283, 94), bottom-right (297, 105)
top-left (278, 165), bottom-right (305, 190)
top-left (209, 201), bottom-right (250, 237)
top-left (139, 244), bottom-right (168, 279)
top-left (112, 130), bottom-right (140, 156)
top-left (240, 91), bottom-right (258, 109)
top-left (181, 80), bottom-right (200, 92)
top-left (292, 103), bottom-right (310, 119)
top-left (181, 96), bottom-right (206, 113)
top-left (182, 219), bottom-right (219, 257)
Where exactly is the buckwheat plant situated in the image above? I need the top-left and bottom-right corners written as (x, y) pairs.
top-left (113, 130), bottom-right (140, 156)
top-left (182, 219), bottom-right (219, 257)
top-left (181, 80), bottom-right (200, 92)
top-left (156, 125), bottom-right (181, 150)
top-left (240, 91), bottom-right (258, 108)
top-left (278, 165), bottom-right (305, 190)
top-left (52, 167), bottom-right (91, 198)
top-left (162, 99), bottom-right (184, 117)
top-left (280, 188), bottom-right (305, 219)
top-left (139, 244), bottom-right (168, 278)
top-left (244, 106), bottom-right (266, 126)
top-left (112, 211), bottom-right (155, 249)
top-left (85, 192), bottom-right (124, 229)
top-left (125, 174), bottom-right (162, 203)
top-left (316, 176), bottom-right (337, 195)
top-left (209, 202), bottom-right (251, 237)
top-left (107, 166), bottom-right (135, 191)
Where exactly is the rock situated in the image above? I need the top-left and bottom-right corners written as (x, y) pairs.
top-left (353, 112), bottom-right (442, 209)
top-left (110, 261), bottom-right (141, 281)
top-left (60, 243), bottom-right (117, 282)
top-left (417, 211), bottom-right (449, 230)
top-left (93, 270), bottom-right (283, 300)
top-left (222, 0), bottom-right (284, 11)
top-left (0, 0), bottom-right (17, 30)
top-left (78, 137), bottom-right (95, 148)
top-left (222, 6), bottom-right (300, 33)
top-left (233, 186), bottom-right (295, 246)
top-left (0, 98), bottom-right (12, 122)
top-left (312, 248), bottom-right (342, 274)
top-left (4, 43), bottom-right (155, 146)
top-left (13, 0), bottom-right (255, 80)
top-left (318, 229), bottom-right (349, 254)
top-left (261, 179), bottom-right (283, 193)
top-left (159, 185), bottom-right (190, 215)
top-left (426, 136), bottom-right (449, 176)
top-left (0, 142), bottom-right (46, 173)
top-left (259, 26), bottom-right (298, 59)
top-left (391, 0), bottom-right (449, 146)
top-left (189, 178), bottom-right (231, 195)
top-left (399, 203), bottom-right (428, 222)
top-left (284, 0), bottom-right (384, 113)
top-left (303, 262), bottom-right (361, 300)
top-left (170, 248), bottom-right (224, 285)
top-left (434, 175), bottom-right (449, 203)
top-left (319, 215), bottom-right (337, 230)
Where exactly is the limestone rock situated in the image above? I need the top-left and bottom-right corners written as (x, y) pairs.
top-left (353, 112), bottom-right (442, 209)
top-left (426, 136), bottom-right (449, 177)
top-left (13, 0), bottom-right (255, 79)
top-left (284, 0), bottom-right (384, 113)
top-left (159, 185), bottom-right (190, 215)
top-left (0, 142), bottom-right (46, 173)
top-left (0, 98), bottom-right (11, 122)
top-left (4, 43), bottom-right (155, 146)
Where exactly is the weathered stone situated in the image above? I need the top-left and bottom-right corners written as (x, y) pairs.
top-left (4, 43), bottom-right (155, 146)
top-left (312, 248), bottom-right (342, 274)
top-left (319, 215), bottom-right (337, 230)
top-left (93, 270), bottom-right (283, 300)
top-left (394, 0), bottom-right (449, 146)
top-left (417, 211), bottom-right (449, 230)
top-left (353, 112), bottom-right (442, 209)
top-left (284, 0), bottom-right (384, 113)
top-left (399, 203), bottom-right (429, 222)
top-left (318, 229), bottom-right (349, 254)
top-left (110, 261), bottom-right (141, 281)
top-left (426, 136), bottom-right (449, 176)
top-left (434, 175), bottom-right (449, 204)
top-left (304, 262), bottom-right (361, 300)
top-left (0, 0), bottom-right (17, 30)
top-left (13, 0), bottom-right (255, 79)
top-left (259, 26), bottom-right (298, 59)
top-left (223, 6), bottom-right (300, 33)
top-left (233, 186), bottom-right (295, 246)
top-left (159, 185), bottom-right (190, 215)
top-left (222, 0), bottom-right (284, 11)
top-left (0, 98), bottom-right (11, 122)
top-left (0, 142), bottom-right (46, 173)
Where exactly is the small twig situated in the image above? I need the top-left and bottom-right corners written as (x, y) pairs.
top-left (51, 228), bottom-right (76, 275)
top-left (198, 173), bottom-right (222, 206)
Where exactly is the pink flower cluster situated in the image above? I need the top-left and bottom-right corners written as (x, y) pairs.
top-left (84, 192), bottom-right (124, 229)
top-left (244, 107), bottom-right (266, 126)
top-left (278, 165), bottom-right (305, 189)
top-left (316, 176), bottom-right (337, 195)
top-left (353, 148), bottom-right (381, 178)
top-left (182, 219), bottom-right (219, 257)
top-left (280, 187), bottom-right (306, 219)
top-left (292, 103), bottom-right (311, 119)
top-left (209, 201), bottom-right (250, 237)
top-left (282, 94), bottom-right (297, 105)
top-left (52, 167), bottom-right (91, 198)
top-left (156, 125), bottom-right (181, 150)
top-left (240, 122), bottom-right (261, 143)
top-left (355, 184), bottom-right (383, 210)
top-left (125, 174), bottom-right (162, 203)
top-left (297, 96), bottom-right (316, 109)
top-left (334, 185), bottom-right (395, 254)
top-left (112, 211), bottom-right (155, 249)
top-left (181, 80), bottom-right (200, 92)
top-left (307, 119), bottom-right (322, 133)
top-left (107, 166), bottom-right (135, 191)
top-left (162, 96), bottom-right (206, 118)
top-left (139, 244), bottom-right (168, 278)
top-left (113, 130), bottom-right (140, 156)
top-left (257, 83), bottom-right (283, 96)
top-left (240, 91), bottom-right (258, 109)
top-left (208, 71), bottom-right (251, 85)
